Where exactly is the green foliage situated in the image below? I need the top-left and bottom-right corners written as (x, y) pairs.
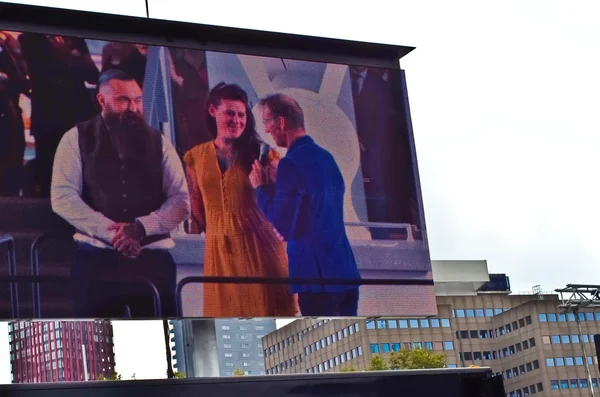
top-left (340, 366), bottom-right (358, 372)
top-left (97, 371), bottom-right (122, 381)
top-left (367, 355), bottom-right (389, 371)
top-left (233, 368), bottom-right (246, 376)
top-left (388, 348), bottom-right (446, 370)
top-left (173, 372), bottom-right (186, 378)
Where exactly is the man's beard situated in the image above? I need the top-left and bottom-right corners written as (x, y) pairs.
top-left (104, 110), bottom-right (152, 158)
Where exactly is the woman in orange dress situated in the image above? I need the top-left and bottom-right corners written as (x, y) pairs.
top-left (183, 82), bottom-right (298, 317)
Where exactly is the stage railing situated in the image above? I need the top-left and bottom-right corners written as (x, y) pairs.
top-left (29, 234), bottom-right (74, 318)
top-left (0, 233), bottom-right (19, 318)
top-left (175, 276), bottom-right (433, 317)
top-left (344, 221), bottom-right (417, 240)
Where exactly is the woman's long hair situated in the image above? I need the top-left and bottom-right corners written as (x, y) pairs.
top-left (205, 82), bottom-right (262, 173)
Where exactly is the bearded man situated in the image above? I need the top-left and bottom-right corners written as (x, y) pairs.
top-left (51, 69), bottom-right (190, 318)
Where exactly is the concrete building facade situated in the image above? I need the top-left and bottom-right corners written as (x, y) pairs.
top-left (170, 318), bottom-right (275, 377)
top-left (263, 260), bottom-right (600, 396)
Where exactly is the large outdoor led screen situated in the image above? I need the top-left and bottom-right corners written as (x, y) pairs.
top-left (0, 13), bottom-right (435, 318)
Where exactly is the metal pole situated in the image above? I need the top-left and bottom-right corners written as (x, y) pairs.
top-left (575, 309), bottom-right (596, 397)
top-left (82, 344), bottom-right (89, 381)
top-left (163, 320), bottom-right (174, 379)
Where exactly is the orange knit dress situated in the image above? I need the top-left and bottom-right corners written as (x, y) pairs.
top-left (184, 141), bottom-right (298, 317)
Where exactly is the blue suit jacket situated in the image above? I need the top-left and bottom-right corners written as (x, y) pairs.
top-left (256, 135), bottom-right (361, 293)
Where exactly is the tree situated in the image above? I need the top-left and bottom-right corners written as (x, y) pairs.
top-left (367, 355), bottom-right (389, 371)
top-left (340, 367), bottom-right (358, 372)
top-left (131, 373), bottom-right (136, 380)
top-left (97, 371), bottom-right (122, 381)
top-left (173, 372), bottom-right (186, 378)
top-left (388, 348), bottom-right (446, 370)
top-left (233, 368), bottom-right (246, 376)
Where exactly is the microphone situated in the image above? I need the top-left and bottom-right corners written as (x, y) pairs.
top-left (259, 142), bottom-right (270, 166)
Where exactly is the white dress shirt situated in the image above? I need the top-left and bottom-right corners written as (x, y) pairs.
top-left (51, 126), bottom-right (191, 250)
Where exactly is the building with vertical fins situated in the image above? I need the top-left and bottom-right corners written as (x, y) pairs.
top-left (8, 320), bottom-right (115, 383)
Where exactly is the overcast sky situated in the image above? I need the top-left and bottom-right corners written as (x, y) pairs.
top-left (1, 0), bottom-right (600, 385)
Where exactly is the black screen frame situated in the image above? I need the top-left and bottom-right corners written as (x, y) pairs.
top-left (0, 1), bottom-right (414, 69)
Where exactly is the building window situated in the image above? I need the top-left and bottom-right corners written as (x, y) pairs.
top-left (420, 319), bottom-right (429, 328)
top-left (529, 338), bottom-right (536, 347)
top-left (485, 308), bottom-right (494, 317)
top-left (366, 321), bottom-right (375, 330)
top-left (222, 335), bottom-right (231, 340)
top-left (399, 320), bottom-right (409, 328)
top-left (559, 380), bottom-right (568, 389)
top-left (466, 309), bottom-right (475, 317)
top-left (221, 325), bottom-right (230, 330)
top-left (586, 312), bottom-right (595, 321)
top-left (376, 320), bottom-right (386, 329)
top-left (547, 313), bottom-right (557, 322)
top-left (370, 344), bottom-right (379, 353)
top-left (381, 343), bottom-right (390, 353)
top-left (565, 357), bottom-right (574, 366)
top-left (441, 319), bottom-right (451, 328)
top-left (409, 320), bottom-right (419, 328)
top-left (455, 309), bottom-right (465, 318)
top-left (444, 341), bottom-right (454, 351)
top-left (546, 358), bottom-right (554, 367)
top-left (430, 318), bottom-right (440, 328)
top-left (224, 353), bottom-right (233, 358)
top-left (358, 346), bottom-right (363, 356)
top-left (571, 334), bottom-right (580, 343)
top-left (555, 358), bottom-right (564, 366)
top-left (475, 309), bottom-right (484, 317)
top-left (392, 343), bottom-right (400, 352)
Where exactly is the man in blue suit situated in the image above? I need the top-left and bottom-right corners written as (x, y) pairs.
top-left (249, 93), bottom-right (361, 316)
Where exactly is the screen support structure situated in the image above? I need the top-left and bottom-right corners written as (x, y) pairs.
top-left (163, 320), bottom-right (174, 379)
top-left (556, 284), bottom-right (600, 397)
top-left (145, 0), bottom-right (150, 18)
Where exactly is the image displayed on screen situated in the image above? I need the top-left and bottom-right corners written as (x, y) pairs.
top-left (0, 29), bottom-right (436, 319)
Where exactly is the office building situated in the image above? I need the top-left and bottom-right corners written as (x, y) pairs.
top-left (170, 318), bottom-right (276, 377)
top-left (263, 260), bottom-right (600, 396)
top-left (8, 320), bottom-right (115, 383)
